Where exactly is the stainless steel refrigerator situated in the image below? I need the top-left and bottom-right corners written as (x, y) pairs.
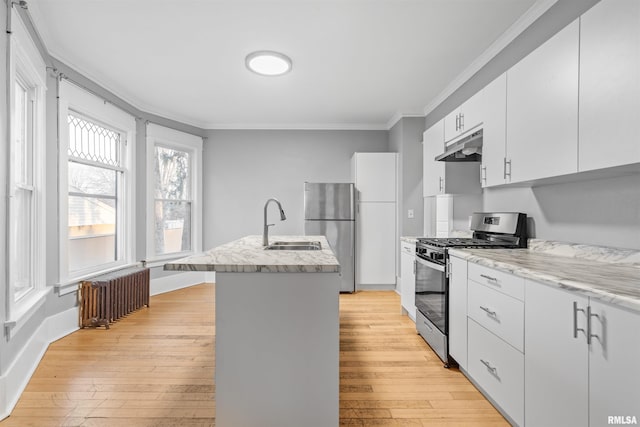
top-left (304, 182), bottom-right (355, 293)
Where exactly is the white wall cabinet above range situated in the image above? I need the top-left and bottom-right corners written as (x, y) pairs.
top-left (578, 0), bottom-right (640, 172)
top-left (480, 73), bottom-right (507, 187)
top-left (506, 18), bottom-right (579, 184)
top-left (352, 153), bottom-right (397, 288)
top-left (444, 89), bottom-right (485, 144)
top-left (423, 120), bottom-right (481, 198)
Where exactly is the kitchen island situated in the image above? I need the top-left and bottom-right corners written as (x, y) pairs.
top-left (165, 235), bottom-right (341, 427)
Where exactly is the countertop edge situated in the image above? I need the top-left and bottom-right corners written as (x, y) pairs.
top-left (448, 248), bottom-right (640, 314)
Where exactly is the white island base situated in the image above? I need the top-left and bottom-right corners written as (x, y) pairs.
top-left (215, 272), bottom-right (340, 427)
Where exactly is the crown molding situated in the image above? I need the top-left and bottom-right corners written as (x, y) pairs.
top-left (422, 0), bottom-right (558, 117)
top-left (204, 122), bottom-right (389, 131)
top-left (385, 111), bottom-right (425, 130)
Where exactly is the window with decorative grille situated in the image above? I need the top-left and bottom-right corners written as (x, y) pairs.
top-left (67, 112), bottom-right (124, 273)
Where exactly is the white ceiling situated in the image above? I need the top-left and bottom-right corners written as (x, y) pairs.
top-left (28, 0), bottom-right (538, 130)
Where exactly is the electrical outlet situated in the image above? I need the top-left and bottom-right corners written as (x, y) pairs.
top-left (408, 209), bottom-right (414, 219)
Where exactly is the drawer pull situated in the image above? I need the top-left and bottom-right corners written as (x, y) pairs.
top-left (423, 321), bottom-right (433, 332)
top-left (480, 306), bottom-right (497, 318)
top-left (480, 274), bottom-right (498, 282)
top-left (480, 359), bottom-right (499, 379)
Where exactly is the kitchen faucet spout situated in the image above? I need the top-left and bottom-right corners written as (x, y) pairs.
top-left (263, 198), bottom-right (287, 246)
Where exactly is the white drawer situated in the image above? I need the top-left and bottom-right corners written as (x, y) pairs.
top-left (468, 262), bottom-right (525, 301)
top-left (400, 241), bottom-right (415, 255)
top-left (468, 319), bottom-right (524, 426)
top-left (468, 281), bottom-right (524, 352)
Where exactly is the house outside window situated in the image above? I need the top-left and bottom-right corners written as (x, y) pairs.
top-left (58, 81), bottom-right (136, 285)
top-left (146, 124), bottom-right (202, 261)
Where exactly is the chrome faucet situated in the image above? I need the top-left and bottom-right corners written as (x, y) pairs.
top-left (263, 198), bottom-right (287, 246)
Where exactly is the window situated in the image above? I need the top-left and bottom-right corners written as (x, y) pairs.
top-left (6, 7), bottom-right (47, 330)
top-left (58, 81), bottom-right (136, 284)
top-left (67, 113), bottom-right (122, 273)
top-left (146, 124), bottom-right (202, 260)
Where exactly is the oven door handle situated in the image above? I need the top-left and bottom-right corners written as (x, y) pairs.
top-left (415, 256), bottom-right (445, 273)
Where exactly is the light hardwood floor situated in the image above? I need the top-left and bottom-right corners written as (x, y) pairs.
top-left (1, 284), bottom-right (508, 427)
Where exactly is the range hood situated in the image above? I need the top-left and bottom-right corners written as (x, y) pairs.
top-left (435, 129), bottom-right (483, 162)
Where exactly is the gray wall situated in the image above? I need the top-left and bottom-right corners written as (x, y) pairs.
top-left (1, 3), bottom-right (9, 373)
top-left (483, 175), bottom-right (640, 250)
top-left (203, 129), bottom-right (389, 249)
top-left (389, 117), bottom-right (426, 238)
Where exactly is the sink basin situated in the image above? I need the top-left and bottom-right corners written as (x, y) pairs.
top-left (265, 241), bottom-right (322, 251)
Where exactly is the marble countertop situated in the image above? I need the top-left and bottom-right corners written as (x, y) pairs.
top-left (449, 240), bottom-right (640, 313)
top-left (400, 236), bottom-right (419, 244)
top-left (164, 235), bottom-right (340, 273)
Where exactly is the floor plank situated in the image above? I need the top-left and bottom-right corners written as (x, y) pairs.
top-left (1, 284), bottom-right (507, 426)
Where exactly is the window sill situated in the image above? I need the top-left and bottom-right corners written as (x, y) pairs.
top-left (56, 262), bottom-right (142, 296)
top-left (4, 288), bottom-right (50, 340)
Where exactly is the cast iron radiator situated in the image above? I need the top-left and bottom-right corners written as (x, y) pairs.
top-left (79, 267), bottom-right (150, 329)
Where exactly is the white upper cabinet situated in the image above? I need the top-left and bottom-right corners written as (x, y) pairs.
top-left (444, 89), bottom-right (485, 144)
top-left (423, 120), bottom-right (481, 197)
top-left (506, 19), bottom-right (579, 183)
top-left (481, 73), bottom-right (507, 187)
top-left (352, 152), bottom-right (397, 202)
top-left (579, 0), bottom-right (640, 172)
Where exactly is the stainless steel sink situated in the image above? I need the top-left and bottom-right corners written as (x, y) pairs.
top-left (264, 241), bottom-right (322, 251)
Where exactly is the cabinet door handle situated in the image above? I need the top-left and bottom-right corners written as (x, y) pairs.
top-left (438, 176), bottom-right (443, 193)
top-left (455, 114), bottom-right (460, 131)
top-left (480, 306), bottom-right (497, 318)
top-left (503, 158), bottom-right (512, 181)
top-left (587, 305), bottom-right (600, 345)
top-left (481, 166), bottom-right (487, 183)
top-left (460, 113), bottom-right (464, 130)
top-left (573, 301), bottom-right (586, 339)
top-left (480, 359), bottom-right (499, 378)
top-left (413, 260), bottom-right (416, 275)
top-left (573, 301), bottom-right (589, 341)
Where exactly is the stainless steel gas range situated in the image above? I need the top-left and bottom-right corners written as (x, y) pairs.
top-left (415, 212), bottom-right (528, 367)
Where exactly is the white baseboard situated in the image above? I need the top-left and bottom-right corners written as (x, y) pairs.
top-left (0, 306), bottom-right (77, 420)
top-left (150, 271), bottom-right (208, 296)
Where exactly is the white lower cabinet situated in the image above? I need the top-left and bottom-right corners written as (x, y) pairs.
top-left (525, 279), bottom-right (640, 427)
top-left (448, 255), bottom-right (467, 368)
top-left (468, 320), bottom-right (524, 426)
top-left (524, 280), bottom-right (589, 427)
top-left (588, 299), bottom-right (640, 425)
top-left (400, 241), bottom-right (416, 321)
top-left (466, 262), bottom-right (524, 426)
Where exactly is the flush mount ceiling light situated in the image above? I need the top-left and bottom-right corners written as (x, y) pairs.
top-left (245, 51), bottom-right (292, 76)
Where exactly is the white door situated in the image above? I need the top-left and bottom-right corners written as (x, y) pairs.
top-left (356, 202), bottom-right (396, 285)
top-left (448, 255), bottom-right (467, 369)
top-left (481, 73), bottom-right (507, 187)
top-left (506, 19), bottom-right (579, 183)
top-left (524, 280), bottom-right (588, 427)
top-left (579, 0), bottom-right (640, 171)
top-left (458, 89), bottom-right (485, 136)
top-left (443, 108), bottom-right (461, 143)
top-left (353, 153), bottom-right (396, 202)
top-left (588, 300), bottom-right (640, 426)
top-left (423, 121), bottom-right (445, 197)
